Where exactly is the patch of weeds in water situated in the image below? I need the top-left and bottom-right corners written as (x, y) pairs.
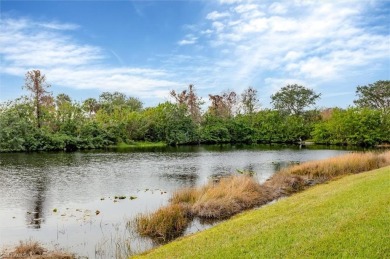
top-left (130, 196), bottom-right (137, 200)
top-left (236, 169), bottom-right (256, 177)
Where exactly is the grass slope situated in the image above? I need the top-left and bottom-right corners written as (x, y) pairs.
top-left (135, 166), bottom-right (390, 258)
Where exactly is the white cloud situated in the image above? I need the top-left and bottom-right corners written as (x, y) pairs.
top-left (264, 77), bottom-right (311, 94)
top-left (0, 17), bottom-right (182, 100)
top-left (197, 0), bottom-right (389, 86)
top-left (37, 22), bottom-right (80, 30)
top-left (212, 21), bottom-right (225, 32)
top-left (177, 34), bottom-right (198, 45)
top-left (206, 11), bottom-right (230, 20)
top-left (219, 0), bottom-right (243, 4)
top-left (178, 39), bottom-right (197, 45)
top-left (1, 1), bottom-right (388, 107)
top-left (200, 29), bottom-right (213, 35)
top-left (268, 2), bottom-right (288, 14)
top-left (239, 17), bottom-right (268, 33)
top-left (234, 4), bottom-right (259, 14)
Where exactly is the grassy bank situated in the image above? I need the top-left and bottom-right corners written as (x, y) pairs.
top-left (135, 166), bottom-right (390, 258)
top-left (113, 142), bottom-right (167, 149)
top-left (134, 151), bottom-right (390, 241)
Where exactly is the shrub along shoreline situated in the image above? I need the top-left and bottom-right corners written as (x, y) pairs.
top-left (134, 151), bottom-right (390, 242)
top-left (1, 76), bottom-right (389, 152)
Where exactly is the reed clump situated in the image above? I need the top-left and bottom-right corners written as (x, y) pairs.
top-left (3, 240), bottom-right (75, 259)
top-left (277, 151), bottom-right (390, 182)
top-left (264, 172), bottom-right (307, 196)
top-left (170, 187), bottom-right (201, 205)
top-left (135, 204), bottom-right (190, 241)
top-left (134, 150), bottom-right (390, 242)
top-left (13, 240), bottom-right (45, 256)
top-left (191, 176), bottom-right (272, 218)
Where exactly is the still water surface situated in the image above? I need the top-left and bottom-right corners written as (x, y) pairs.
top-left (0, 144), bottom-right (355, 257)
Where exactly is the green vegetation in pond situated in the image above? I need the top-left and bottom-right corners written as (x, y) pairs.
top-left (135, 166), bottom-right (390, 258)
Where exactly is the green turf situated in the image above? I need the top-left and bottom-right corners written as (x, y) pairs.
top-left (134, 166), bottom-right (390, 258)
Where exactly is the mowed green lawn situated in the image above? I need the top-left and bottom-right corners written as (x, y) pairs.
top-left (135, 166), bottom-right (390, 258)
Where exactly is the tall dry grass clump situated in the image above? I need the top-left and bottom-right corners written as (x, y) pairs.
top-left (278, 151), bottom-right (390, 181)
top-left (3, 240), bottom-right (75, 259)
top-left (13, 240), bottom-right (45, 256)
top-left (133, 150), bottom-right (390, 242)
top-left (170, 187), bottom-right (202, 205)
top-left (192, 175), bottom-right (272, 218)
top-left (135, 204), bottom-right (190, 240)
top-left (264, 172), bottom-right (307, 196)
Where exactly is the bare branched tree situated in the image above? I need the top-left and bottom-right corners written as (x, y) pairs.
top-left (24, 70), bottom-right (51, 128)
top-left (171, 84), bottom-right (203, 123)
top-left (241, 86), bottom-right (259, 115)
top-left (209, 91), bottom-right (237, 118)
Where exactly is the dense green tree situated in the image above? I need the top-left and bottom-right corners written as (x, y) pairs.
top-left (271, 84), bottom-right (321, 115)
top-left (82, 98), bottom-right (99, 117)
top-left (201, 114), bottom-right (231, 143)
top-left (0, 99), bottom-right (36, 151)
top-left (312, 107), bottom-right (387, 146)
top-left (144, 102), bottom-right (198, 145)
top-left (354, 80), bottom-right (390, 114)
top-left (1, 70), bottom-right (389, 151)
top-left (98, 92), bottom-right (142, 113)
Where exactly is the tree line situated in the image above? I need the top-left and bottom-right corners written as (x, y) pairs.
top-left (0, 70), bottom-right (389, 152)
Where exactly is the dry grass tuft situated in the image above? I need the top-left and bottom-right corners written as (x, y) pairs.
top-left (135, 204), bottom-right (190, 240)
top-left (13, 240), bottom-right (45, 256)
top-left (170, 187), bottom-right (201, 206)
top-left (133, 150), bottom-right (390, 242)
top-left (3, 240), bottom-right (75, 259)
top-left (278, 151), bottom-right (390, 181)
top-left (192, 176), bottom-right (272, 218)
top-left (264, 172), bottom-right (307, 196)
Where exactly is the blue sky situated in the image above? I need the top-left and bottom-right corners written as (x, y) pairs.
top-left (0, 0), bottom-right (389, 109)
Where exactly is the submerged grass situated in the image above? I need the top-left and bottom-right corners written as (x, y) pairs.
top-left (133, 150), bottom-right (390, 241)
top-left (136, 166), bottom-right (390, 258)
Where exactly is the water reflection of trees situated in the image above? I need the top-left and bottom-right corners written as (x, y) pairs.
top-left (26, 171), bottom-right (49, 229)
top-left (160, 172), bottom-right (198, 186)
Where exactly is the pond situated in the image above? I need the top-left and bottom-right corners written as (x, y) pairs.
top-left (0, 144), bottom-right (357, 257)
